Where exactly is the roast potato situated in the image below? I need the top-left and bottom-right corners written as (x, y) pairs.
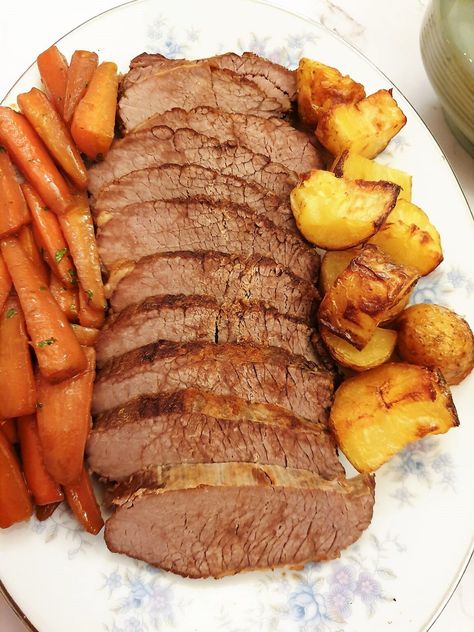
top-left (330, 362), bottom-right (459, 472)
top-left (320, 249), bottom-right (411, 323)
top-left (290, 170), bottom-right (400, 250)
top-left (320, 325), bottom-right (397, 371)
top-left (318, 244), bottom-right (419, 349)
top-left (332, 150), bottom-right (412, 201)
top-left (396, 304), bottom-right (474, 385)
top-left (296, 58), bottom-right (365, 126)
top-left (368, 199), bottom-right (443, 276)
top-left (316, 89), bottom-right (407, 158)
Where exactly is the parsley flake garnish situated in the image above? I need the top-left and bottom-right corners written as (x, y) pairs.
top-left (55, 247), bottom-right (68, 263)
top-left (5, 308), bottom-right (17, 319)
top-left (37, 337), bottom-right (56, 348)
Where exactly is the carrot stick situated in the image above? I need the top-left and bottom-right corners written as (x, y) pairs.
top-left (17, 88), bottom-right (88, 190)
top-left (0, 419), bottom-right (17, 443)
top-left (49, 273), bottom-right (78, 322)
top-left (78, 288), bottom-right (105, 328)
top-left (36, 501), bottom-right (61, 521)
top-left (71, 324), bottom-right (99, 346)
top-left (22, 184), bottom-right (76, 289)
top-left (0, 254), bottom-right (12, 314)
top-left (59, 195), bottom-right (105, 311)
top-left (64, 50), bottom-right (99, 126)
top-left (0, 430), bottom-right (33, 528)
top-left (0, 107), bottom-right (73, 214)
top-left (36, 46), bottom-right (68, 117)
top-left (0, 148), bottom-right (30, 238)
top-left (0, 294), bottom-right (36, 418)
top-left (36, 346), bottom-right (95, 485)
top-left (18, 225), bottom-right (49, 287)
top-left (64, 465), bottom-right (103, 534)
top-left (17, 415), bottom-right (64, 506)
top-left (71, 61), bottom-right (118, 160)
top-left (0, 236), bottom-right (87, 382)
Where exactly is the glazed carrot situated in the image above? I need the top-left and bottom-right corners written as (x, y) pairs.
top-left (71, 324), bottom-right (99, 346)
top-left (0, 107), bottom-right (72, 214)
top-left (17, 415), bottom-right (64, 506)
top-left (0, 236), bottom-right (87, 382)
top-left (0, 419), bottom-right (17, 444)
top-left (36, 46), bottom-right (68, 117)
top-left (22, 184), bottom-right (76, 289)
top-left (17, 88), bottom-right (88, 190)
top-left (59, 195), bottom-right (106, 311)
top-left (78, 288), bottom-right (105, 328)
top-left (36, 501), bottom-right (61, 521)
top-left (0, 294), bottom-right (36, 419)
top-left (49, 273), bottom-right (78, 322)
top-left (64, 465), bottom-right (103, 534)
top-left (0, 148), bottom-right (30, 238)
top-left (0, 430), bottom-right (33, 528)
top-left (18, 225), bottom-right (49, 287)
top-left (36, 346), bottom-right (95, 485)
top-left (0, 254), bottom-right (12, 314)
top-left (64, 50), bottom-right (99, 125)
top-left (71, 61), bottom-right (118, 160)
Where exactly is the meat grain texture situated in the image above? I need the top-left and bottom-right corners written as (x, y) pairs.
top-left (87, 51), bottom-right (375, 578)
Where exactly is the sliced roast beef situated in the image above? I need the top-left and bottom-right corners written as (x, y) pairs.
top-left (124, 52), bottom-right (296, 105)
top-left (105, 462), bottom-right (375, 578)
top-left (93, 164), bottom-right (289, 229)
top-left (96, 295), bottom-right (322, 366)
top-left (97, 198), bottom-right (319, 281)
top-left (108, 251), bottom-right (319, 318)
top-left (133, 107), bottom-right (321, 172)
top-left (88, 390), bottom-right (343, 480)
top-left (88, 126), bottom-right (297, 198)
top-left (92, 341), bottom-right (333, 420)
top-left (119, 63), bottom-right (284, 132)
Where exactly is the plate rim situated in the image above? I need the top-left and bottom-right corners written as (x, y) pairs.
top-left (1, 1), bottom-right (473, 630)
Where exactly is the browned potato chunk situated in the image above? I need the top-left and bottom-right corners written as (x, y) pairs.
top-left (330, 363), bottom-right (459, 472)
top-left (320, 249), bottom-right (411, 323)
top-left (332, 150), bottom-right (412, 201)
top-left (321, 325), bottom-right (397, 371)
top-left (290, 170), bottom-right (399, 250)
top-left (320, 249), bottom-right (359, 294)
top-left (296, 58), bottom-right (365, 126)
top-left (316, 89), bottom-right (407, 158)
top-left (369, 199), bottom-right (443, 276)
top-left (318, 244), bottom-right (419, 349)
top-left (397, 304), bottom-right (474, 385)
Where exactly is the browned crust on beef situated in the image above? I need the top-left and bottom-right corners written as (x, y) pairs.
top-left (96, 198), bottom-right (320, 281)
top-left (92, 341), bottom-right (334, 421)
top-left (87, 390), bottom-right (344, 480)
top-left (88, 126), bottom-right (297, 199)
top-left (105, 462), bottom-right (375, 578)
top-left (109, 251), bottom-right (320, 318)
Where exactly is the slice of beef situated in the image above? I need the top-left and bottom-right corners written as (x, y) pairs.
top-left (93, 164), bottom-right (292, 231)
top-left (92, 341), bottom-right (334, 421)
top-left (125, 51), bottom-right (296, 103)
top-left (88, 126), bottom-right (297, 198)
top-left (133, 107), bottom-right (321, 172)
top-left (108, 251), bottom-right (319, 319)
top-left (105, 462), bottom-right (375, 578)
top-left (96, 295), bottom-right (322, 366)
top-left (119, 63), bottom-right (284, 132)
top-left (97, 198), bottom-right (319, 281)
top-left (87, 390), bottom-right (344, 480)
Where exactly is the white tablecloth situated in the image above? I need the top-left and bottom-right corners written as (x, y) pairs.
top-left (0, 1), bottom-right (473, 630)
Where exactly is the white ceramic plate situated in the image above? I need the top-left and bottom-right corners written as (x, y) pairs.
top-left (1, 1), bottom-right (473, 631)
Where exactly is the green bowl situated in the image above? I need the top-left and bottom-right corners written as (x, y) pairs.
top-left (420, 0), bottom-right (474, 156)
